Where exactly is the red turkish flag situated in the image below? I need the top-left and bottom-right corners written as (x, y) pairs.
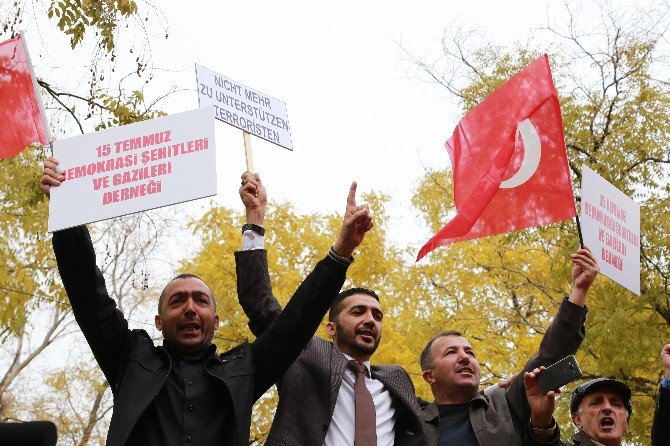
top-left (417, 55), bottom-right (576, 261)
top-left (0, 34), bottom-right (49, 159)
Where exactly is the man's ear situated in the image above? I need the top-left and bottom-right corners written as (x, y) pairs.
top-left (571, 412), bottom-right (582, 429)
top-left (214, 314), bottom-right (220, 327)
top-left (325, 321), bottom-right (336, 338)
top-left (155, 314), bottom-right (162, 331)
top-left (423, 369), bottom-right (435, 385)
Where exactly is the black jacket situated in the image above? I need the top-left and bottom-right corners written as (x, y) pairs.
top-left (560, 430), bottom-right (600, 445)
top-left (53, 226), bottom-right (349, 446)
top-left (652, 385), bottom-right (670, 446)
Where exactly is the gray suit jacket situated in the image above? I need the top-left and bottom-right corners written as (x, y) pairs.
top-left (235, 249), bottom-right (428, 446)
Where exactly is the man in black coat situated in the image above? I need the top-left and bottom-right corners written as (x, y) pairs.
top-left (233, 172), bottom-right (427, 446)
top-left (40, 159), bottom-right (373, 446)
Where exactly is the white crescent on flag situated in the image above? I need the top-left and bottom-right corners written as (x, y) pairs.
top-left (500, 118), bottom-right (542, 189)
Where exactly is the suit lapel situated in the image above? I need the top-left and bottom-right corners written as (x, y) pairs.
top-left (372, 366), bottom-right (419, 415)
top-left (329, 343), bottom-right (348, 415)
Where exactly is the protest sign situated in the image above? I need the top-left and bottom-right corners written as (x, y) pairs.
top-left (48, 107), bottom-right (216, 232)
top-left (580, 165), bottom-right (640, 295)
top-left (195, 64), bottom-right (292, 151)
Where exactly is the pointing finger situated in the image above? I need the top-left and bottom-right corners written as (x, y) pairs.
top-left (347, 182), bottom-right (357, 207)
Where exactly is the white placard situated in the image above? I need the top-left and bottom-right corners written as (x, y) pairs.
top-left (195, 64), bottom-right (292, 151)
top-left (48, 107), bottom-right (217, 232)
top-left (580, 165), bottom-right (640, 295)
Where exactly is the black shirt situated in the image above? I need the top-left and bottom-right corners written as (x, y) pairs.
top-left (126, 343), bottom-right (232, 446)
top-left (437, 402), bottom-right (479, 446)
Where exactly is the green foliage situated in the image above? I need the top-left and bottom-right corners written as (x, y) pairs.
top-left (0, 147), bottom-right (63, 336)
top-left (96, 89), bottom-right (167, 130)
top-left (48, 0), bottom-right (138, 51)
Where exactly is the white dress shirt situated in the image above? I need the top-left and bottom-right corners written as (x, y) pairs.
top-left (242, 229), bottom-right (264, 250)
top-left (324, 354), bottom-right (397, 446)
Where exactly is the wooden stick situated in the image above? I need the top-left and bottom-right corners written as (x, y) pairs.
top-left (243, 131), bottom-right (254, 173)
top-left (575, 214), bottom-right (584, 248)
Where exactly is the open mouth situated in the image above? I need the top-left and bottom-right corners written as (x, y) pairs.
top-left (357, 328), bottom-right (376, 342)
top-left (179, 322), bottom-right (201, 335)
top-left (599, 417), bottom-right (615, 429)
top-left (456, 366), bottom-right (474, 375)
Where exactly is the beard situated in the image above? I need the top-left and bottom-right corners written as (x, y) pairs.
top-left (334, 325), bottom-right (381, 356)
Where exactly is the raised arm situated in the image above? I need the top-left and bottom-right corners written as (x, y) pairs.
top-left (43, 157), bottom-right (131, 387)
top-left (249, 181), bottom-right (373, 400)
top-left (506, 248), bottom-right (599, 433)
top-left (235, 171), bottom-right (281, 336)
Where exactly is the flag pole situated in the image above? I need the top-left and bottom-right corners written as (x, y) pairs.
top-left (575, 215), bottom-right (584, 248)
top-left (19, 30), bottom-right (52, 144)
top-left (243, 131), bottom-right (254, 173)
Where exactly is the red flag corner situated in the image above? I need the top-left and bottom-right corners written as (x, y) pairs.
top-left (0, 33), bottom-right (50, 159)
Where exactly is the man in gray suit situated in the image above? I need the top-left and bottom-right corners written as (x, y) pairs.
top-left (235, 172), bottom-right (427, 446)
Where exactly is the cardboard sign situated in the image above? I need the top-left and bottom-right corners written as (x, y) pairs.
top-left (48, 107), bottom-right (216, 232)
top-left (580, 165), bottom-right (640, 295)
top-left (195, 64), bottom-right (292, 150)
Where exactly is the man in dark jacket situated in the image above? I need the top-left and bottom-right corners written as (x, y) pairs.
top-left (652, 343), bottom-right (670, 445)
top-left (40, 159), bottom-right (373, 446)
top-left (418, 248), bottom-right (599, 446)
top-left (233, 172), bottom-right (427, 446)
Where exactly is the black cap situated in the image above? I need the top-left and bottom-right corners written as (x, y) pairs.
top-left (570, 378), bottom-right (632, 416)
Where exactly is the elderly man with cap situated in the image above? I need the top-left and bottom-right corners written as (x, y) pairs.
top-left (525, 370), bottom-right (632, 446)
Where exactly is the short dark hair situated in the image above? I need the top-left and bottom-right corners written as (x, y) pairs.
top-left (328, 287), bottom-right (380, 321)
top-left (158, 273), bottom-right (216, 314)
top-left (419, 330), bottom-right (464, 371)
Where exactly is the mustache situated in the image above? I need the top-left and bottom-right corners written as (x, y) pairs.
top-left (455, 364), bottom-right (475, 374)
top-left (355, 326), bottom-right (378, 337)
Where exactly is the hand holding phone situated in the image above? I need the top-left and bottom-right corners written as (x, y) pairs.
top-left (537, 355), bottom-right (582, 395)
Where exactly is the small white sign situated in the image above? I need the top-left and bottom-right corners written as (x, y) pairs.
top-left (195, 64), bottom-right (292, 151)
top-left (48, 107), bottom-right (217, 232)
top-left (580, 165), bottom-right (640, 295)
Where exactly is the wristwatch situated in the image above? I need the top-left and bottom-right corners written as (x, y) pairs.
top-left (241, 223), bottom-right (265, 236)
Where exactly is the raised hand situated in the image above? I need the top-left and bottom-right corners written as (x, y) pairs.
top-left (662, 344), bottom-right (670, 379)
top-left (571, 247), bottom-right (599, 290)
top-left (239, 171), bottom-right (266, 226)
top-left (568, 247), bottom-right (600, 307)
top-left (332, 182), bottom-right (373, 259)
top-left (524, 367), bottom-right (558, 429)
top-left (40, 157), bottom-right (64, 199)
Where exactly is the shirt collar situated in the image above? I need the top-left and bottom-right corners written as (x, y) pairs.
top-left (162, 339), bottom-right (217, 361)
top-left (343, 353), bottom-right (371, 377)
top-left (573, 430), bottom-right (604, 445)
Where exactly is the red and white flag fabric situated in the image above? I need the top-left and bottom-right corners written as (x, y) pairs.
top-left (0, 33), bottom-right (49, 159)
top-left (417, 55), bottom-right (576, 261)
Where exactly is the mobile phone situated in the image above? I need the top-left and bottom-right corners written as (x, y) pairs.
top-left (537, 355), bottom-right (582, 395)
